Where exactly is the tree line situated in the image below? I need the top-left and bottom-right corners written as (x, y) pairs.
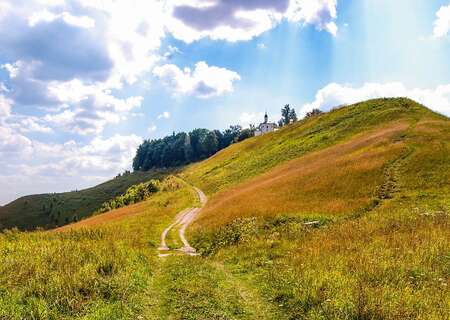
top-left (133, 105), bottom-right (324, 171)
top-left (133, 125), bottom-right (254, 171)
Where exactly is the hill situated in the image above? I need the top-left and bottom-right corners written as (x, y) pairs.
top-left (183, 98), bottom-right (450, 318)
top-left (0, 170), bottom-right (170, 231)
top-left (0, 98), bottom-right (448, 319)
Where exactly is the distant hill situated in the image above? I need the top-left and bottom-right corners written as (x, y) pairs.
top-left (0, 170), bottom-right (170, 231)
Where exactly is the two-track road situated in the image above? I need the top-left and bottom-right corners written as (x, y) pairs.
top-left (158, 187), bottom-right (207, 257)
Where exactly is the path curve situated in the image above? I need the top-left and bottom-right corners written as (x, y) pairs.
top-left (158, 186), bottom-right (207, 256)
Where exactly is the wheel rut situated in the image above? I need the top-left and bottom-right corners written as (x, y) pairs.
top-left (158, 186), bottom-right (207, 257)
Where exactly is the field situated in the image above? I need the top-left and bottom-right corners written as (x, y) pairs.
top-left (184, 98), bottom-right (450, 318)
top-left (0, 170), bottom-right (171, 231)
top-left (0, 98), bottom-right (448, 319)
top-left (188, 112), bottom-right (450, 318)
top-left (0, 178), bottom-right (196, 319)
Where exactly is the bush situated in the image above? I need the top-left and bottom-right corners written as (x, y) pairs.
top-left (97, 180), bottom-right (161, 214)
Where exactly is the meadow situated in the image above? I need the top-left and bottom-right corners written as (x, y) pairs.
top-left (0, 177), bottom-right (195, 319)
top-left (0, 98), bottom-right (448, 319)
top-left (186, 99), bottom-right (450, 319)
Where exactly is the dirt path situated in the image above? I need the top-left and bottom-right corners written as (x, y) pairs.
top-left (158, 186), bottom-right (207, 256)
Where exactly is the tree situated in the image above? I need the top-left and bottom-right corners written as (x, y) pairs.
top-left (132, 123), bottom-right (252, 171)
top-left (289, 109), bottom-right (298, 122)
top-left (203, 131), bottom-right (219, 157)
top-left (305, 108), bottom-right (323, 119)
top-left (281, 104), bottom-right (291, 126)
top-left (279, 104), bottom-right (298, 126)
top-left (236, 128), bottom-right (254, 142)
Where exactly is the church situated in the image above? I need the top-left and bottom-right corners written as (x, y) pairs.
top-left (254, 112), bottom-right (277, 136)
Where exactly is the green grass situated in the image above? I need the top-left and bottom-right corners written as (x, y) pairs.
top-left (0, 170), bottom-right (172, 231)
top-left (181, 98), bottom-right (444, 195)
top-left (0, 180), bottom-right (195, 319)
top-left (184, 99), bottom-right (450, 319)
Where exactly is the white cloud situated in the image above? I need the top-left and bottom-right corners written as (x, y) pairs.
top-left (164, 45), bottom-right (182, 59)
top-left (302, 82), bottom-right (450, 117)
top-left (239, 112), bottom-right (264, 126)
top-left (8, 117), bottom-right (53, 134)
top-left (0, 0), bottom-right (160, 136)
top-left (433, 4), bottom-right (450, 38)
top-left (166, 0), bottom-right (338, 42)
top-left (29, 10), bottom-right (95, 28)
top-left (0, 95), bottom-right (12, 118)
top-left (157, 111), bottom-right (171, 120)
top-left (153, 61), bottom-right (241, 98)
top-left (0, 133), bottom-right (142, 204)
top-left (287, 0), bottom-right (338, 36)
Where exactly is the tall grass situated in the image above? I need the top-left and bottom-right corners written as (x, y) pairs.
top-left (188, 103), bottom-right (450, 319)
top-left (0, 183), bottom-right (195, 319)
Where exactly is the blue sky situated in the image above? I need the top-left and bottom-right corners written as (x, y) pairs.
top-left (1, 0), bottom-right (450, 204)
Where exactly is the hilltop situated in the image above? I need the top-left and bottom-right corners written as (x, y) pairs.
top-left (0, 98), bottom-right (448, 319)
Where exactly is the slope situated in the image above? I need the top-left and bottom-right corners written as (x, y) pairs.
top-left (0, 98), bottom-right (448, 319)
top-left (0, 170), bottom-right (170, 231)
top-left (181, 98), bottom-right (450, 319)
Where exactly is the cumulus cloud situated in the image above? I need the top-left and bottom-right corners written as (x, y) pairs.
top-left (433, 4), bottom-right (450, 38)
top-left (286, 0), bottom-right (338, 36)
top-left (0, 0), bottom-right (163, 137)
top-left (302, 82), bottom-right (450, 117)
top-left (0, 133), bottom-right (142, 204)
top-left (166, 0), bottom-right (338, 42)
top-left (153, 61), bottom-right (241, 98)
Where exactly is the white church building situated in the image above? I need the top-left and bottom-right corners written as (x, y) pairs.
top-left (254, 112), bottom-right (277, 136)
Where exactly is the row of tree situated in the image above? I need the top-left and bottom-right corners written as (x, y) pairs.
top-left (133, 125), bottom-right (254, 171)
top-left (133, 105), bottom-right (324, 171)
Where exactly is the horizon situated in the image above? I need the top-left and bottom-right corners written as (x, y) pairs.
top-left (2, 0), bottom-right (450, 204)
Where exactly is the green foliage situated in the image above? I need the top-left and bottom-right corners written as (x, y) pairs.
top-left (305, 108), bottom-right (323, 119)
top-left (279, 104), bottom-right (298, 126)
top-left (97, 180), bottom-right (161, 214)
top-left (132, 125), bottom-right (253, 171)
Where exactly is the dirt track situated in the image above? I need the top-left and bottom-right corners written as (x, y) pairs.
top-left (158, 187), bottom-right (207, 256)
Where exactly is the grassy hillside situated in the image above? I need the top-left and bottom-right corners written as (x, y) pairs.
top-left (0, 170), bottom-right (170, 231)
top-left (181, 98), bottom-right (442, 194)
top-left (0, 177), bottom-right (198, 319)
top-left (184, 98), bottom-right (450, 318)
top-left (0, 98), bottom-right (448, 319)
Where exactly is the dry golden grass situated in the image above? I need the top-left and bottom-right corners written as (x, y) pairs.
top-left (193, 122), bottom-right (409, 231)
top-left (55, 200), bottom-right (151, 231)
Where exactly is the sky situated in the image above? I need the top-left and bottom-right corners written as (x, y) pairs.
top-left (1, 0), bottom-right (450, 205)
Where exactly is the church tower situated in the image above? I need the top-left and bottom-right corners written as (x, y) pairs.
top-left (264, 112), bottom-right (268, 124)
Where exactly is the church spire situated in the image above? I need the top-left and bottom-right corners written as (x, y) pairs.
top-left (264, 112), bottom-right (268, 124)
